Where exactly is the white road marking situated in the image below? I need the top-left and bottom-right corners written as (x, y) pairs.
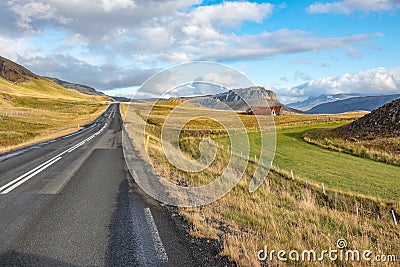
top-left (144, 207), bottom-right (168, 263)
top-left (0, 157), bottom-right (62, 194)
top-left (0, 122), bottom-right (109, 194)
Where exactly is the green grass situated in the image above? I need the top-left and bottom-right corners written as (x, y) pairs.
top-left (216, 123), bottom-right (400, 201)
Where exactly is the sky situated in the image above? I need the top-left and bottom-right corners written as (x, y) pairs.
top-left (0, 0), bottom-right (399, 103)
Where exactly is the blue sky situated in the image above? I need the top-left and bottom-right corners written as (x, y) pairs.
top-left (0, 0), bottom-right (399, 103)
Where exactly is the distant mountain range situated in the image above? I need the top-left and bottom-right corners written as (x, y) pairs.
top-left (288, 94), bottom-right (361, 111)
top-left (306, 94), bottom-right (400, 114)
top-left (190, 86), bottom-right (302, 113)
top-left (45, 77), bottom-right (106, 97)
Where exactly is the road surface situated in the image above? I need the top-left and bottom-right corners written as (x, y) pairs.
top-left (0, 103), bottom-right (232, 267)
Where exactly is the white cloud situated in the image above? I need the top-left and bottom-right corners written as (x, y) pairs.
top-left (3, 0), bottom-right (379, 64)
top-left (0, 0), bottom-right (386, 92)
top-left (188, 2), bottom-right (274, 29)
top-left (8, 1), bottom-right (70, 31)
top-left (100, 0), bottom-right (136, 12)
top-left (307, 0), bottom-right (400, 15)
top-left (0, 36), bottom-right (29, 61)
top-left (275, 66), bottom-right (400, 103)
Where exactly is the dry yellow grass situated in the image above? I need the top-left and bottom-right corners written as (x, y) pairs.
top-left (123, 102), bottom-right (400, 267)
top-left (0, 77), bottom-right (109, 154)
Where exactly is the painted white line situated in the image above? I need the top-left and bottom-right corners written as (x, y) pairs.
top-left (0, 154), bottom-right (64, 192)
top-left (144, 207), bottom-right (168, 263)
top-left (66, 143), bottom-right (83, 153)
top-left (66, 141), bottom-right (85, 153)
top-left (0, 157), bottom-right (62, 194)
top-left (0, 122), bottom-right (109, 194)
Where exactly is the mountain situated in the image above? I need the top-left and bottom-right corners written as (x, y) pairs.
top-left (306, 94), bottom-right (400, 114)
top-left (333, 97), bottom-right (400, 140)
top-left (288, 94), bottom-right (361, 111)
top-left (0, 56), bottom-right (39, 83)
top-left (191, 86), bottom-right (301, 113)
top-left (45, 77), bottom-right (107, 97)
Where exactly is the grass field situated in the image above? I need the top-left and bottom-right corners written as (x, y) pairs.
top-left (123, 102), bottom-right (400, 266)
top-left (0, 77), bottom-right (109, 154)
top-left (304, 130), bottom-right (400, 166)
top-left (215, 124), bottom-right (400, 201)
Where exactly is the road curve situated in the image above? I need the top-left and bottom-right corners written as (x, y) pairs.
top-left (0, 103), bottom-right (233, 267)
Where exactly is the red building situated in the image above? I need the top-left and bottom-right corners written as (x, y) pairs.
top-left (246, 106), bottom-right (282, 116)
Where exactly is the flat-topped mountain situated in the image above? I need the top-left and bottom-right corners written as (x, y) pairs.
top-left (191, 86), bottom-right (301, 113)
top-left (0, 56), bottom-right (39, 83)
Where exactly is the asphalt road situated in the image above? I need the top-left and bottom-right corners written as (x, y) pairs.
top-left (0, 103), bottom-right (232, 267)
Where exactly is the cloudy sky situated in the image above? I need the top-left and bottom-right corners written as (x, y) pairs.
top-left (0, 0), bottom-right (399, 102)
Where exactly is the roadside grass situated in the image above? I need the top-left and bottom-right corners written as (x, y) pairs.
top-left (0, 78), bottom-right (109, 154)
top-left (123, 103), bottom-right (400, 267)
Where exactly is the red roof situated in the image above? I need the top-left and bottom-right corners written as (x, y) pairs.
top-left (247, 106), bottom-right (282, 115)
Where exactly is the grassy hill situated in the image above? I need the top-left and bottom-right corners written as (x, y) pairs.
top-left (0, 57), bottom-right (109, 154)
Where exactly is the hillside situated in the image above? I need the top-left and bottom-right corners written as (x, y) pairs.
top-left (333, 97), bottom-right (400, 139)
top-left (0, 56), bottom-right (109, 154)
top-left (0, 56), bottom-right (39, 83)
top-left (288, 93), bottom-right (361, 111)
top-left (191, 86), bottom-right (301, 113)
top-left (306, 94), bottom-right (400, 114)
top-left (46, 77), bottom-right (107, 97)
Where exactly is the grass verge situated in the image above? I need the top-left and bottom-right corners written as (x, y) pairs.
top-left (123, 103), bottom-right (400, 266)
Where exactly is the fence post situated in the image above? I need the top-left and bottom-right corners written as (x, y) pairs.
top-left (321, 183), bottom-right (326, 195)
top-left (291, 170), bottom-right (294, 180)
top-left (305, 178), bottom-right (308, 188)
top-left (356, 207), bottom-right (359, 217)
top-left (145, 135), bottom-right (150, 152)
top-left (392, 209), bottom-right (398, 226)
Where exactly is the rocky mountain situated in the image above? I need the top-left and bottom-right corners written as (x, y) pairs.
top-left (191, 86), bottom-right (301, 113)
top-left (306, 94), bottom-right (400, 114)
top-left (333, 97), bottom-right (400, 139)
top-left (46, 77), bottom-right (107, 97)
top-left (0, 56), bottom-right (39, 83)
top-left (288, 93), bottom-right (361, 111)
